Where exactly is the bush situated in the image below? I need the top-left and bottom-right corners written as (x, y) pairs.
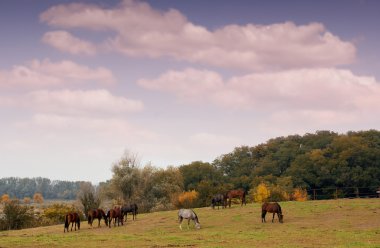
top-left (175, 190), bottom-right (198, 208)
top-left (1, 199), bottom-right (34, 230)
top-left (292, 188), bottom-right (308, 201)
top-left (252, 183), bottom-right (270, 203)
top-left (43, 203), bottom-right (79, 224)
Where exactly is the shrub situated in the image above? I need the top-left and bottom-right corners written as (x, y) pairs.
top-left (268, 185), bottom-right (290, 202)
top-left (1, 199), bottom-right (34, 230)
top-left (33, 193), bottom-right (44, 204)
top-left (252, 183), bottom-right (270, 203)
top-left (43, 203), bottom-right (78, 224)
top-left (1, 194), bottom-right (10, 204)
top-left (176, 190), bottom-right (198, 208)
top-left (292, 188), bottom-right (308, 201)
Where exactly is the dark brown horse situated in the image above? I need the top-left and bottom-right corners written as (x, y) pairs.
top-left (262, 202), bottom-right (283, 223)
top-left (226, 189), bottom-right (246, 208)
top-left (121, 203), bottom-right (138, 222)
top-left (211, 193), bottom-right (226, 209)
top-left (64, 212), bottom-right (81, 233)
top-left (88, 209), bottom-right (106, 228)
top-left (105, 207), bottom-right (123, 228)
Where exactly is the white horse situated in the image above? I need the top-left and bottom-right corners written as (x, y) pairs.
top-left (178, 209), bottom-right (201, 230)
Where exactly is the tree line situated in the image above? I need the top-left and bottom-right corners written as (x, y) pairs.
top-left (1, 130), bottom-right (379, 212)
top-left (0, 177), bottom-right (83, 199)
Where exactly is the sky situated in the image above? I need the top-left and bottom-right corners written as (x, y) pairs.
top-left (1, 0), bottom-right (379, 183)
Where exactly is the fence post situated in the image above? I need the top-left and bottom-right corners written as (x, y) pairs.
top-left (313, 189), bottom-right (316, 200)
top-left (335, 188), bottom-right (338, 199)
top-left (356, 187), bottom-right (359, 198)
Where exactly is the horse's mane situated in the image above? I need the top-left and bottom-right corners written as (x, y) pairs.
top-left (191, 209), bottom-right (199, 221)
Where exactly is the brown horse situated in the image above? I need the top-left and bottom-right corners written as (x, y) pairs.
top-left (64, 212), bottom-right (81, 233)
top-left (261, 202), bottom-right (283, 223)
top-left (226, 189), bottom-right (246, 208)
top-left (88, 209), bottom-right (106, 228)
top-left (105, 207), bottom-right (123, 228)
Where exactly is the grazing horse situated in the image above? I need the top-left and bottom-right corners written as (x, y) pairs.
top-left (211, 193), bottom-right (226, 209)
top-left (64, 212), bottom-right (80, 233)
top-left (105, 207), bottom-right (123, 228)
top-left (88, 209), bottom-right (106, 228)
top-left (178, 209), bottom-right (201, 230)
top-left (226, 189), bottom-right (246, 208)
top-left (121, 203), bottom-right (138, 222)
top-left (262, 202), bottom-right (283, 223)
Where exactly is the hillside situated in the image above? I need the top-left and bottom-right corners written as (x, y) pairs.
top-left (1, 198), bottom-right (379, 247)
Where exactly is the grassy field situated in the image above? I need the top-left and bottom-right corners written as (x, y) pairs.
top-left (0, 198), bottom-right (379, 248)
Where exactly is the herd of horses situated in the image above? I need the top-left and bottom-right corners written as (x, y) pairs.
top-left (64, 203), bottom-right (138, 232)
top-left (64, 190), bottom-right (283, 233)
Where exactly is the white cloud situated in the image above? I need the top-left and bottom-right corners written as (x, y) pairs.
top-left (40, 0), bottom-right (355, 70)
top-left (138, 68), bottom-right (223, 102)
top-left (25, 89), bottom-right (144, 115)
top-left (42, 31), bottom-right (97, 55)
top-left (0, 59), bottom-right (115, 88)
top-left (138, 67), bottom-right (380, 114)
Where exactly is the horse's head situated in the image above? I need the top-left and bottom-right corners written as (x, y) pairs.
top-left (195, 222), bottom-right (201, 229)
top-left (279, 214), bottom-right (284, 223)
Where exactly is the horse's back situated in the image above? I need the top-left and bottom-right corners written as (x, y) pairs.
top-left (262, 202), bottom-right (281, 212)
top-left (178, 209), bottom-right (194, 219)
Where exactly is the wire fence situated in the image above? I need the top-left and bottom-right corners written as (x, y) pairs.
top-left (307, 187), bottom-right (380, 200)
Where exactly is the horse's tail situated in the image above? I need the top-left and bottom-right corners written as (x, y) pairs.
top-left (64, 214), bottom-right (69, 232)
top-left (77, 216), bottom-right (81, 230)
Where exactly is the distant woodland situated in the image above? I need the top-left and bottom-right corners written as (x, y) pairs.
top-left (1, 130), bottom-right (379, 207)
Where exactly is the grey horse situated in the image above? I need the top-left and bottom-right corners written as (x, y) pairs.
top-left (178, 209), bottom-right (201, 230)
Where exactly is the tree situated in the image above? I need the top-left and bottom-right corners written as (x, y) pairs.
top-left (110, 150), bottom-right (141, 201)
top-left (1, 194), bottom-right (10, 204)
top-left (252, 183), bottom-right (270, 203)
top-left (33, 193), bottom-right (44, 204)
top-left (78, 182), bottom-right (100, 217)
top-left (23, 197), bottom-right (31, 204)
top-left (1, 199), bottom-right (34, 230)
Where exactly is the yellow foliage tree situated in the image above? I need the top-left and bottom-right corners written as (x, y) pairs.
top-left (1, 194), bottom-right (10, 204)
top-left (177, 190), bottom-right (198, 208)
top-left (33, 193), bottom-right (44, 204)
top-left (292, 188), bottom-right (308, 201)
top-left (253, 183), bottom-right (271, 203)
top-left (23, 197), bottom-right (31, 204)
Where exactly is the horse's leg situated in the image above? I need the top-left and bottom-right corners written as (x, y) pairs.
top-left (262, 211), bottom-right (266, 223)
top-left (272, 213), bottom-right (275, 223)
top-left (179, 217), bottom-right (183, 230)
top-left (187, 219), bottom-right (190, 229)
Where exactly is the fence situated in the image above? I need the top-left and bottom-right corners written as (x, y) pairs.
top-left (307, 187), bottom-right (380, 200)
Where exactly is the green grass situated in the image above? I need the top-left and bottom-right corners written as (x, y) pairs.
top-left (0, 198), bottom-right (379, 247)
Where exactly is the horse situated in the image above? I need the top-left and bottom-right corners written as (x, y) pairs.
top-left (178, 209), bottom-right (201, 230)
top-left (121, 203), bottom-right (138, 222)
top-left (105, 207), bottom-right (123, 228)
top-left (261, 202), bottom-right (283, 223)
top-left (64, 212), bottom-right (81, 233)
top-left (226, 189), bottom-right (246, 208)
top-left (211, 193), bottom-right (226, 209)
top-left (88, 209), bottom-right (106, 228)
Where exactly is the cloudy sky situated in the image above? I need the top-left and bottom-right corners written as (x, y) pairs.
top-left (1, 0), bottom-right (379, 183)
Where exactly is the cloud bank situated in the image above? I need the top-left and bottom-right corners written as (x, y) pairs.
top-left (138, 67), bottom-right (380, 113)
top-left (40, 0), bottom-right (356, 71)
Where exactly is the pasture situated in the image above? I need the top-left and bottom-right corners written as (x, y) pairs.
top-left (0, 198), bottom-right (379, 247)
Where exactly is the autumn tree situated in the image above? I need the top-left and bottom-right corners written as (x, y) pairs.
top-left (1, 194), bottom-right (10, 204)
top-left (252, 183), bottom-right (270, 203)
top-left (33, 193), bottom-right (44, 204)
